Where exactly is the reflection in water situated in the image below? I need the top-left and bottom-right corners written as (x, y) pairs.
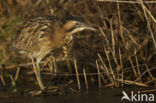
top-left (2, 88), bottom-right (122, 103)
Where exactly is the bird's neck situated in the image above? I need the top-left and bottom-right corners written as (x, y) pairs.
top-left (51, 27), bottom-right (71, 48)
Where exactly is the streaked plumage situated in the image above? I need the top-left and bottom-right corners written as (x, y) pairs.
top-left (12, 15), bottom-right (96, 93)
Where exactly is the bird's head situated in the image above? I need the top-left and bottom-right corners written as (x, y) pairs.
top-left (62, 17), bottom-right (96, 35)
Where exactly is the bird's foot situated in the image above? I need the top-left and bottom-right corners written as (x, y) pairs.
top-left (28, 86), bottom-right (59, 96)
top-left (43, 56), bottom-right (56, 66)
top-left (29, 89), bottom-right (46, 96)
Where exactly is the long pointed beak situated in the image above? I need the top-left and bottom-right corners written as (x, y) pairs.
top-left (81, 23), bottom-right (96, 31)
top-left (84, 25), bottom-right (96, 31)
top-left (68, 22), bottom-right (96, 35)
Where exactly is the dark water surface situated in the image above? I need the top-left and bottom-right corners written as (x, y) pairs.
top-left (17, 89), bottom-right (119, 103)
top-left (0, 88), bottom-right (154, 103)
top-left (0, 88), bottom-right (121, 103)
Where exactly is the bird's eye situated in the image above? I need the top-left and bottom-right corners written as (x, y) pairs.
top-left (74, 22), bottom-right (81, 27)
top-left (75, 22), bottom-right (80, 25)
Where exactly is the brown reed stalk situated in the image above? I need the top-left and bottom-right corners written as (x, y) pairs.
top-left (110, 19), bottom-right (115, 54)
top-left (14, 67), bottom-right (20, 81)
top-left (67, 60), bottom-right (72, 74)
top-left (83, 68), bottom-right (88, 89)
top-left (0, 0), bottom-right (2, 15)
top-left (117, 79), bottom-right (148, 87)
top-left (97, 53), bottom-right (114, 85)
top-left (10, 74), bottom-right (16, 87)
top-left (0, 74), bottom-right (6, 86)
top-left (116, 1), bottom-right (128, 51)
top-left (102, 83), bottom-right (115, 88)
top-left (122, 26), bottom-right (139, 46)
top-left (110, 45), bottom-right (119, 86)
top-left (144, 78), bottom-right (156, 85)
top-left (119, 48), bottom-right (124, 87)
top-left (104, 48), bottom-right (117, 87)
top-left (96, 60), bottom-right (101, 88)
top-left (129, 56), bottom-right (139, 79)
top-left (141, 89), bottom-right (156, 93)
top-left (139, 0), bottom-right (156, 49)
top-left (2, 46), bottom-right (6, 60)
top-left (134, 49), bottom-right (142, 83)
top-left (97, 0), bottom-right (156, 3)
top-left (99, 27), bottom-right (112, 52)
top-left (145, 64), bottom-right (154, 80)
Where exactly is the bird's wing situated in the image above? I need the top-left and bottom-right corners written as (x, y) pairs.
top-left (13, 16), bottom-right (56, 52)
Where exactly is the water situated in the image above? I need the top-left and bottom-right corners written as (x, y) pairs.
top-left (2, 87), bottom-right (155, 103)
top-left (1, 88), bottom-right (122, 103)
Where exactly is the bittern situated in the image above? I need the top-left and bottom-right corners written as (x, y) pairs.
top-left (12, 15), bottom-right (95, 93)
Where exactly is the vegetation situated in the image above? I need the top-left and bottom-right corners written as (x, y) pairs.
top-left (0, 0), bottom-right (156, 97)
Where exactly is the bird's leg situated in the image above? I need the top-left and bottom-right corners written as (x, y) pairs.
top-left (35, 62), bottom-right (46, 91)
top-left (30, 56), bottom-right (46, 95)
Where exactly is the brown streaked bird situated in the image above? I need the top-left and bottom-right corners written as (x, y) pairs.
top-left (12, 15), bottom-right (96, 94)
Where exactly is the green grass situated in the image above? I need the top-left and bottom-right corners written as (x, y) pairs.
top-left (0, 16), bottom-right (23, 39)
